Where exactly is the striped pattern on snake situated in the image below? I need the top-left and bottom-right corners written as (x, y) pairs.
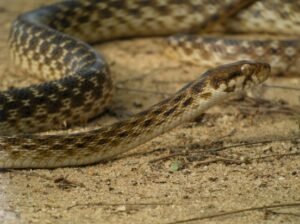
top-left (1, 0), bottom-right (294, 168)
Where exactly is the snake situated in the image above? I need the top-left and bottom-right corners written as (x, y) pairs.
top-left (0, 0), bottom-right (299, 169)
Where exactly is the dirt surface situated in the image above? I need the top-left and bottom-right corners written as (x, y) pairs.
top-left (0, 1), bottom-right (299, 224)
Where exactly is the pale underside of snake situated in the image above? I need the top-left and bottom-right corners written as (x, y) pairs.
top-left (0, 0), bottom-right (299, 169)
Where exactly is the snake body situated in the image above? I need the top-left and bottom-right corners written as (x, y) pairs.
top-left (1, 0), bottom-right (298, 168)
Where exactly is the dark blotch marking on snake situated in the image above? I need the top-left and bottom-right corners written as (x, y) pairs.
top-left (117, 131), bottom-right (129, 138)
top-left (163, 105), bottom-right (178, 116)
top-left (182, 97), bottom-right (193, 107)
top-left (143, 119), bottom-right (154, 127)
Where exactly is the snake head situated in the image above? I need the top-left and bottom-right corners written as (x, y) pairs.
top-left (204, 60), bottom-right (271, 93)
top-left (240, 60), bottom-right (270, 85)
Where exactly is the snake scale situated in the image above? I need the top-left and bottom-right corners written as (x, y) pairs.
top-left (0, 0), bottom-right (299, 168)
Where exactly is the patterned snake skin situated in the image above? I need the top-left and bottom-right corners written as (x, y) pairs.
top-left (0, 0), bottom-right (298, 168)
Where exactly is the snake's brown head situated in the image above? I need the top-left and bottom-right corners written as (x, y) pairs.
top-left (203, 60), bottom-right (270, 93)
top-left (239, 60), bottom-right (270, 86)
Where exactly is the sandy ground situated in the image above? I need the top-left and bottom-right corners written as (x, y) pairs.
top-left (0, 1), bottom-right (300, 224)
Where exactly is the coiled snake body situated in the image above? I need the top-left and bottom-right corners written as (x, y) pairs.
top-left (0, 0), bottom-right (298, 168)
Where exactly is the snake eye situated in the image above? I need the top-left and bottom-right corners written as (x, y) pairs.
top-left (241, 63), bottom-right (255, 76)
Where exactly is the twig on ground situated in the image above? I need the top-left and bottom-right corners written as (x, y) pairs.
top-left (167, 202), bottom-right (300, 224)
top-left (250, 152), bottom-right (300, 161)
top-left (264, 209), bottom-right (300, 218)
top-left (208, 136), bottom-right (300, 153)
top-left (232, 96), bottom-right (300, 115)
top-left (67, 202), bottom-right (174, 210)
top-left (149, 136), bottom-right (300, 164)
top-left (263, 84), bottom-right (300, 92)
